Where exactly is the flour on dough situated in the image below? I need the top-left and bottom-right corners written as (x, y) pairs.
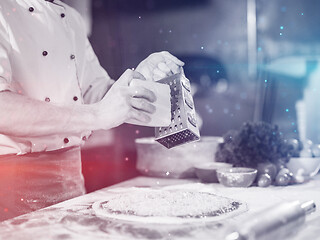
top-left (92, 187), bottom-right (247, 224)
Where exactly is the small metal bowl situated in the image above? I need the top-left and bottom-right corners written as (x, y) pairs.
top-left (216, 167), bottom-right (258, 187)
top-left (194, 162), bottom-right (233, 183)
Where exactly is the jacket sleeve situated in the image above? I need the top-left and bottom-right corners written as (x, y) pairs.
top-left (0, 10), bottom-right (14, 93)
top-left (81, 38), bottom-right (115, 104)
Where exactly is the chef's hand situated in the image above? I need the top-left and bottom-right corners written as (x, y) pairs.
top-left (94, 69), bottom-right (157, 129)
top-left (136, 51), bottom-right (184, 81)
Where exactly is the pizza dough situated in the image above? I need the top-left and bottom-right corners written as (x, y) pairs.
top-left (92, 187), bottom-right (247, 224)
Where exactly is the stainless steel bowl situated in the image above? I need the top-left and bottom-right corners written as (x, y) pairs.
top-left (217, 167), bottom-right (258, 187)
top-left (135, 136), bottom-right (223, 178)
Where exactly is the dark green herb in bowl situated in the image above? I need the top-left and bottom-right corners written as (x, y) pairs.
top-left (215, 122), bottom-right (294, 168)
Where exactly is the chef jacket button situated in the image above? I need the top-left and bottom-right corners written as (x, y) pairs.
top-left (82, 136), bottom-right (87, 141)
top-left (42, 51), bottom-right (48, 56)
top-left (45, 97), bottom-right (50, 102)
top-left (61, 13), bottom-right (65, 18)
top-left (70, 54), bottom-right (75, 60)
top-left (64, 138), bottom-right (69, 144)
top-left (29, 7), bottom-right (34, 12)
top-left (73, 96), bottom-right (78, 101)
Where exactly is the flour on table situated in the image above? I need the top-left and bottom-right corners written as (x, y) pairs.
top-left (92, 187), bottom-right (247, 224)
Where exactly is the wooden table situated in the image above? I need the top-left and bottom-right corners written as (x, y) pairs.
top-left (0, 175), bottom-right (320, 240)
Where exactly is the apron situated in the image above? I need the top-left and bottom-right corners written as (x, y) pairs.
top-left (0, 147), bottom-right (86, 221)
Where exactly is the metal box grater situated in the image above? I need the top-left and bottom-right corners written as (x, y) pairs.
top-left (155, 72), bottom-right (200, 148)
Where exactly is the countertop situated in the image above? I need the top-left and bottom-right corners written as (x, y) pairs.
top-left (0, 175), bottom-right (320, 240)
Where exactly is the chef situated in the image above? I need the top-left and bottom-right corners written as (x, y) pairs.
top-left (0, 0), bottom-right (183, 221)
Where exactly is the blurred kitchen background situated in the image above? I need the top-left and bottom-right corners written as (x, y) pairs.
top-left (62, 0), bottom-right (320, 192)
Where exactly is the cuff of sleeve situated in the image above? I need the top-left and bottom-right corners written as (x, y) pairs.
top-left (83, 78), bottom-right (115, 104)
top-left (0, 82), bottom-right (15, 93)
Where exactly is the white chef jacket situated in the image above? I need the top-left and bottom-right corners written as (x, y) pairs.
top-left (0, 0), bottom-right (114, 155)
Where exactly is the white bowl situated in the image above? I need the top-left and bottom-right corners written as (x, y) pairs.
top-left (287, 157), bottom-right (320, 182)
top-left (135, 136), bottom-right (223, 178)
